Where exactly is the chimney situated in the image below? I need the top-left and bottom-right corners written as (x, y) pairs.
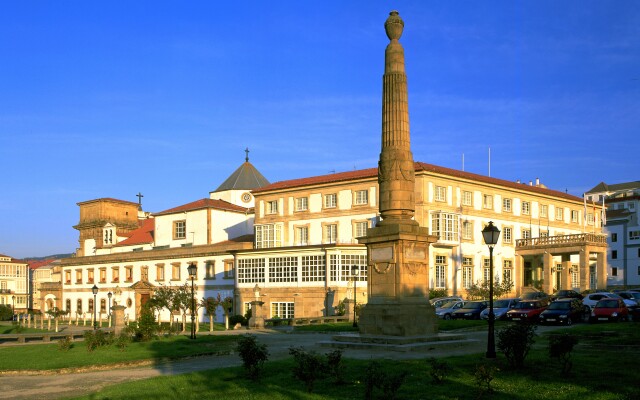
top-left (536, 177), bottom-right (540, 186)
top-left (529, 181), bottom-right (533, 186)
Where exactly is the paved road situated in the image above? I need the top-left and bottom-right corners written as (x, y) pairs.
top-left (0, 327), bottom-right (563, 400)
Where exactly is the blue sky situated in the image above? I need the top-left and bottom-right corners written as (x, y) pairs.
top-left (1, 1), bottom-right (639, 259)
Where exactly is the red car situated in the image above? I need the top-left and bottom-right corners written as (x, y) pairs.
top-left (589, 298), bottom-right (629, 323)
top-left (506, 300), bottom-right (548, 322)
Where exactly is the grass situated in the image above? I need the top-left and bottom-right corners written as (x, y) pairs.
top-left (0, 334), bottom-right (238, 371)
top-left (69, 322), bottom-right (639, 400)
top-left (0, 325), bottom-right (50, 334)
top-left (292, 319), bottom-right (490, 333)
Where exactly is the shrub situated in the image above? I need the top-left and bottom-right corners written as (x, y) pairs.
top-left (428, 288), bottom-right (449, 300)
top-left (497, 322), bottom-right (537, 368)
top-left (363, 360), bottom-right (407, 400)
top-left (334, 300), bottom-right (346, 316)
top-left (236, 334), bottom-right (269, 381)
top-left (229, 314), bottom-right (247, 326)
top-left (549, 333), bottom-right (578, 375)
top-left (0, 305), bottom-right (12, 321)
top-left (428, 358), bottom-right (450, 384)
top-left (115, 331), bottom-right (132, 351)
top-left (58, 336), bottom-right (73, 352)
top-left (289, 347), bottom-right (326, 393)
top-left (325, 349), bottom-right (345, 384)
top-left (134, 307), bottom-right (158, 342)
top-left (474, 363), bottom-right (498, 396)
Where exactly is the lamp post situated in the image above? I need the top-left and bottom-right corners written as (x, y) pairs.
top-left (11, 295), bottom-right (15, 320)
top-left (482, 221), bottom-right (501, 359)
top-left (91, 285), bottom-right (98, 330)
top-left (351, 265), bottom-right (359, 328)
top-left (107, 292), bottom-right (113, 317)
top-left (187, 262), bottom-right (197, 340)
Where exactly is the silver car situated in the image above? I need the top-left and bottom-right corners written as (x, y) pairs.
top-left (435, 300), bottom-right (466, 320)
top-left (480, 298), bottom-right (521, 321)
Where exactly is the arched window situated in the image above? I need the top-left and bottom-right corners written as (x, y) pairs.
top-left (77, 299), bottom-right (83, 313)
top-left (88, 299), bottom-right (94, 313)
top-left (66, 299), bottom-right (71, 312)
top-left (100, 298), bottom-right (106, 313)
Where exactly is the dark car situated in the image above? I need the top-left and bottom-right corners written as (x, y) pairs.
top-left (589, 298), bottom-right (629, 323)
top-left (550, 290), bottom-right (583, 301)
top-left (451, 301), bottom-right (488, 320)
top-left (539, 298), bottom-right (584, 325)
top-left (521, 291), bottom-right (549, 302)
top-left (506, 300), bottom-right (548, 322)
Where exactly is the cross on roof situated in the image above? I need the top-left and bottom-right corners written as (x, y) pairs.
top-left (245, 147), bottom-right (250, 162)
top-left (136, 192), bottom-right (144, 206)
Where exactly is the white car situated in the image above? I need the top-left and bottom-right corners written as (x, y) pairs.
top-left (430, 296), bottom-right (463, 309)
top-left (583, 292), bottom-right (636, 311)
top-left (479, 298), bottom-right (521, 321)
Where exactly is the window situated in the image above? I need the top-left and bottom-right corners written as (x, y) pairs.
top-left (77, 299), bottom-right (83, 313)
top-left (302, 255), bottom-right (325, 282)
top-left (88, 299), bottom-right (94, 313)
top-left (503, 260), bottom-right (513, 284)
top-left (630, 231), bottom-right (640, 240)
top-left (502, 227), bottom-right (512, 244)
top-left (156, 264), bottom-right (165, 281)
top-left (354, 221), bottom-right (369, 238)
top-left (612, 250), bottom-right (618, 259)
top-left (266, 200), bottom-right (278, 214)
top-left (611, 233), bottom-right (617, 242)
top-left (355, 190), bottom-right (369, 205)
top-left (540, 204), bottom-right (548, 218)
top-left (483, 194), bottom-right (493, 210)
top-left (125, 266), bottom-right (133, 282)
top-left (462, 191), bottom-right (473, 206)
top-left (88, 269), bottom-right (94, 284)
top-left (630, 202), bottom-right (635, 210)
top-left (556, 207), bottom-right (563, 220)
top-left (571, 265), bottom-right (579, 288)
top-left (295, 226), bottom-right (309, 245)
top-left (295, 197), bottom-right (308, 211)
top-left (434, 255), bottom-right (447, 289)
top-left (324, 194), bottom-right (337, 208)
top-left (100, 298), bottom-right (106, 313)
top-left (65, 270), bottom-right (71, 284)
top-left (65, 299), bottom-right (71, 312)
top-left (587, 213), bottom-right (594, 224)
top-left (173, 220), bottom-right (186, 239)
top-left (522, 229), bottom-right (531, 239)
top-left (75, 269), bottom-right (82, 284)
top-left (329, 254), bottom-right (367, 282)
top-left (224, 260), bottom-right (235, 279)
top-left (205, 261), bottom-right (215, 279)
top-left (269, 257), bottom-right (298, 283)
top-left (522, 201), bottom-right (530, 215)
top-left (612, 267), bottom-right (618, 277)
top-left (503, 198), bottom-right (512, 212)
top-left (99, 268), bottom-right (106, 283)
top-left (141, 266), bottom-right (148, 281)
top-left (271, 302), bottom-right (294, 319)
top-left (435, 186), bottom-right (447, 202)
top-left (171, 263), bottom-right (181, 280)
top-left (462, 257), bottom-right (473, 289)
top-left (112, 267), bottom-right (120, 283)
top-left (571, 210), bottom-right (579, 223)
top-left (255, 224), bottom-right (282, 249)
top-left (431, 212), bottom-right (459, 241)
top-left (323, 224), bottom-right (338, 244)
top-left (462, 221), bottom-right (473, 240)
top-left (638, 266), bottom-right (640, 276)
top-left (237, 258), bottom-right (265, 283)
top-left (540, 230), bottom-right (549, 237)
top-left (483, 259), bottom-right (491, 283)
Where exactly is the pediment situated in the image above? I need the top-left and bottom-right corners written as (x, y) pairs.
top-left (129, 280), bottom-right (156, 290)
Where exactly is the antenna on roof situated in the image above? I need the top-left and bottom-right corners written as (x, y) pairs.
top-left (488, 147), bottom-right (491, 177)
top-left (245, 147), bottom-right (250, 162)
top-left (462, 153), bottom-right (465, 171)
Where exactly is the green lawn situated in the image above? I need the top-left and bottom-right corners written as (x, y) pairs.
top-left (69, 322), bottom-right (638, 400)
top-left (292, 319), bottom-right (490, 333)
top-left (0, 334), bottom-right (238, 371)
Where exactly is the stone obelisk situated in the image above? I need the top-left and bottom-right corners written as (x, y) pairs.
top-left (357, 11), bottom-right (439, 337)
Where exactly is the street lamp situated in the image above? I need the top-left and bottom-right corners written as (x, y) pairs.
top-left (351, 264), bottom-right (360, 328)
top-left (92, 285), bottom-right (99, 330)
top-left (187, 262), bottom-right (197, 340)
top-left (11, 295), bottom-right (15, 320)
top-left (482, 221), bottom-right (501, 359)
top-left (107, 292), bottom-right (113, 317)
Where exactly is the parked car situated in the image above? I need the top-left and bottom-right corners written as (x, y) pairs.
top-left (506, 300), bottom-right (548, 322)
top-left (617, 291), bottom-right (640, 306)
top-left (435, 300), bottom-right (466, 320)
top-left (430, 296), bottom-right (463, 309)
top-left (550, 290), bottom-right (583, 301)
top-left (583, 292), bottom-right (636, 311)
top-left (589, 298), bottom-right (629, 323)
top-left (539, 298), bottom-right (585, 325)
top-left (521, 291), bottom-right (549, 301)
top-left (480, 298), bottom-right (521, 321)
top-left (451, 301), bottom-right (488, 320)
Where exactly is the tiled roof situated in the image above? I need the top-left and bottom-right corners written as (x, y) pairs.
top-left (606, 209), bottom-right (632, 220)
top-left (253, 162), bottom-right (582, 202)
top-left (115, 218), bottom-right (155, 247)
top-left (154, 198), bottom-right (250, 216)
top-left (28, 259), bottom-right (56, 269)
top-left (0, 254), bottom-right (26, 264)
top-left (213, 162), bottom-right (270, 192)
top-left (76, 197), bottom-right (139, 206)
top-left (586, 181), bottom-right (640, 194)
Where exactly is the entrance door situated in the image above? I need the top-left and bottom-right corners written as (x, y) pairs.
top-left (524, 261), bottom-right (533, 286)
top-left (140, 293), bottom-right (150, 308)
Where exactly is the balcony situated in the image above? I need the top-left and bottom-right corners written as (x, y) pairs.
top-left (0, 289), bottom-right (12, 294)
top-left (516, 233), bottom-right (607, 250)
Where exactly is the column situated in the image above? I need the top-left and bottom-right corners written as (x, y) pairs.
top-left (542, 252), bottom-right (553, 294)
top-left (579, 247), bottom-right (590, 292)
top-left (596, 251), bottom-right (607, 290)
top-left (561, 255), bottom-right (571, 291)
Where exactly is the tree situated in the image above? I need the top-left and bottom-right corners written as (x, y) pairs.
top-left (172, 282), bottom-right (192, 333)
top-left (221, 296), bottom-right (233, 330)
top-left (46, 307), bottom-right (69, 332)
top-left (151, 285), bottom-right (174, 326)
top-left (466, 276), bottom-right (514, 300)
top-left (201, 294), bottom-right (222, 332)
